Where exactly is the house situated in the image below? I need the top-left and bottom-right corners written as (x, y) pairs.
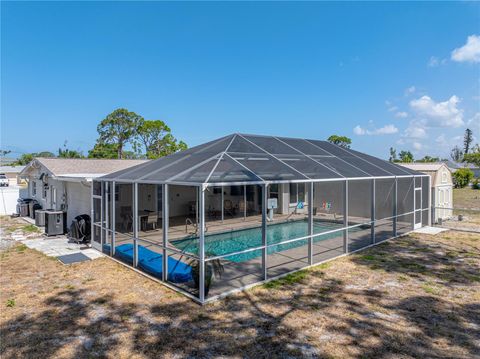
top-left (19, 158), bottom-right (148, 225)
top-left (0, 165), bottom-right (25, 185)
top-left (443, 160), bottom-right (480, 178)
top-left (400, 162), bottom-right (453, 222)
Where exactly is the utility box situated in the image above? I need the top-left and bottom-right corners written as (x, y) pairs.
top-left (35, 210), bottom-right (47, 227)
top-left (45, 210), bottom-right (67, 236)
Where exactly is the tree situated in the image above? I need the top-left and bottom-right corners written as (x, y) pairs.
top-left (389, 147), bottom-right (397, 162)
top-left (58, 141), bottom-right (84, 158)
top-left (398, 150), bottom-right (414, 163)
top-left (135, 119), bottom-right (188, 159)
top-left (14, 153), bottom-right (34, 165)
top-left (35, 151), bottom-right (55, 158)
top-left (327, 135), bottom-right (352, 149)
top-left (88, 142), bottom-right (120, 159)
top-left (147, 134), bottom-right (187, 159)
top-left (452, 168), bottom-right (474, 188)
top-left (417, 155), bottom-right (440, 163)
top-left (463, 144), bottom-right (480, 167)
top-left (0, 149), bottom-right (11, 157)
top-left (97, 108), bottom-right (143, 159)
top-left (464, 128), bottom-right (473, 154)
top-left (450, 145), bottom-right (463, 162)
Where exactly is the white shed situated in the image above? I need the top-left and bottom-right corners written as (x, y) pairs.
top-left (400, 163), bottom-right (453, 222)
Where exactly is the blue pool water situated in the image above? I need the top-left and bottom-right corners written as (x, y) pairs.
top-left (172, 219), bottom-right (355, 263)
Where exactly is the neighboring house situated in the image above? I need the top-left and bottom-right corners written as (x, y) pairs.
top-left (400, 163), bottom-right (453, 222)
top-left (443, 160), bottom-right (480, 178)
top-left (0, 165), bottom-right (25, 185)
top-left (19, 158), bottom-right (148, 225)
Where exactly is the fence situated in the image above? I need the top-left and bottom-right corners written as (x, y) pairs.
top-left (432, 206), bottom-right (480, 233)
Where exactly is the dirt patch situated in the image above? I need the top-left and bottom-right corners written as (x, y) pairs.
top-left (1, 229), bottom-right (479, 358)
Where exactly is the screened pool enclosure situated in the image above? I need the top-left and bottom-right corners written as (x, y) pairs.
top-left (91, 134), bottom-right (430, 303)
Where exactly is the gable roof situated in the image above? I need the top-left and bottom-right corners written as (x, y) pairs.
top-left (101, 133), bottom-right (421, 185)
top-left (400, 162), bottom-right (451, 173)
top-left (20, 158), bottom-right (148, 179)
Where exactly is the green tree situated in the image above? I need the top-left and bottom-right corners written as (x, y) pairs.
top-left (464, 128), bottom-right (473, 154)
top-left (389, 147), bottom-right (397, 162)
top-left (398, 150), bottom-right (414, 163)
top-left (88, 142), bottom-right (119, 159)
top-left (450, 145), bottom-right (463, 162)
top-left (97, 108), bottom-right (143, 159)
top-left (14, 153), bottom-right (35, 165)
top-left (58, 141), bottom-right (84, 158)
top-left (452, 168), bottom-right (474, 188)
top-left (417, 155), bottom-right (440, 163)
top-left (135, 119), bottom-right (188, 159)
top-left (463, 144), bottom-right (480, 167)
top-left (35, 151), bottom-right (55, 158)
top-left (327, 135), bottom-right (352, 149)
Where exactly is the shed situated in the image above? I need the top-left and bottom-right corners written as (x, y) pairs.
top-left (400, 163), bottom-right (453, 222)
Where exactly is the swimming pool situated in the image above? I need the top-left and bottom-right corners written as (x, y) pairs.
top-left (172, 219), bottom-right (358, 263)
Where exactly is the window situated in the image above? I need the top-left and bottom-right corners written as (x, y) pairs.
top-left (442, 171), bottom-right (447, 183)
top-left (31, 181), bottom-right (37, 197)
top-left (42, 185), bottom-right (48, 199)
top-left (289, 183), bottom-right (306, 204)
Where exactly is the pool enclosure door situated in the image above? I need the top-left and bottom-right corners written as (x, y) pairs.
top-left (414, 187), bottom-right (422, 230)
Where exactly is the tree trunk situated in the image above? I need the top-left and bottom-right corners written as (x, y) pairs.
top-left (118, 140), bottom-right (123, 159)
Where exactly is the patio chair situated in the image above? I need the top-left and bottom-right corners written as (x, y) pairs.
top-left (224, 199), bottom-right (234, 217)
top-left (146, 213), bottom-right (158, 231)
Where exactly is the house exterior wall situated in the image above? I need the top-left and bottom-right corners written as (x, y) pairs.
top-left (65, 181), bottom-right (92, 225)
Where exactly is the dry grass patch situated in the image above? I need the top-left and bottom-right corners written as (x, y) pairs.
top-left (1, 230), bottom-right (479, 358)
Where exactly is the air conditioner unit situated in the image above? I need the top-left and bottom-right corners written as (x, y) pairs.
top-left (45, 210), bottom-right (67, 236)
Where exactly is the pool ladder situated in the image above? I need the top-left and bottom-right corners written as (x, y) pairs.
top-left (185, 218), bottom-right (207, 234)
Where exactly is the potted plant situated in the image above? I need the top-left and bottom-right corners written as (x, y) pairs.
top-left (189, 252), bottom-right (224, 296)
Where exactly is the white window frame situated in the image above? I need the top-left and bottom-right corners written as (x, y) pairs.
top-left (442, 171), bottom-right (447, 183)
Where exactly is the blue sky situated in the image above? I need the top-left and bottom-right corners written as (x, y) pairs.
top-left (2, 1), bottom-right (479, 160)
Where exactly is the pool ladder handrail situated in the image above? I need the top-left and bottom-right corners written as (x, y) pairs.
top-left (185, 218), bottom-right (207, 234)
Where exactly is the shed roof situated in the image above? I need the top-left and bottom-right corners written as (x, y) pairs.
top-left (101, 134), bottom-right (421, 185)
top-left (400, 163), bottom-right (451, 172)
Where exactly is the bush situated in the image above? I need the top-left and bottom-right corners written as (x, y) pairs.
top-left (453, 168), bottom-right (474, 188)
top-left (472, 178), bottom-right (480, 190)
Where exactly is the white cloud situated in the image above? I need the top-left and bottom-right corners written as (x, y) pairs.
top-left (428, 56), bottom-right (447, 67)
top-left (428, 56), bottom-right (439, 67)
top-left (409, 95), bottom-right (464, 128)
top-left (354, 124), bottom-right (398, 136)
top-left (467, 112), bottom-right (480, 128)
top-left (395, 111), bottom-right (408, 118)
top-left (404, 123), bottom-right (427, 139)
top-left (353, 125), bottom-right (366, 135)
top-left (405, 86), bottom-right (416, 96)
top-left (387, 105), bottom-right (398, 112)
top-left (451, 34), bottom-right (480, 63)
top-left (412, 142), bottom-right (423, 151)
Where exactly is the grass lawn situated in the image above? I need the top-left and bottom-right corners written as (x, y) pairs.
top-left (448, 188), bottom-right (480, 230)
top-left (453, 187), bottom-right (480, 210)
top-left (1, 229), bottom-right (479, 358)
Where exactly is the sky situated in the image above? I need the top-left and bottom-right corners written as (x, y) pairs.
top-left (1, 1), bottom-right (480, 160)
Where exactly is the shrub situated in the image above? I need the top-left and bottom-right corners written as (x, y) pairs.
top-left (472, 178), bottom-right (480, 190)
top-left (452, 168), bottom-right (474, 188)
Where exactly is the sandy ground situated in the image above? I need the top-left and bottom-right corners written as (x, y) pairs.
top-left (1, 223), bottom-right (478, 358)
